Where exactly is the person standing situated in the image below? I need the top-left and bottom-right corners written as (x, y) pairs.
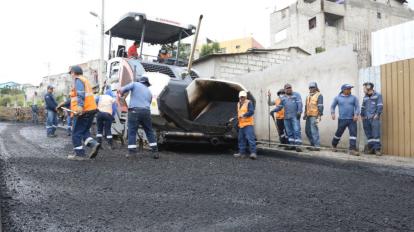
top-left (233, 91), bottom-right (257, 160)
top-left (44, 85), bottom-right (58, 137)
top-left (96, 87), bottom-right (117, 149)
top-left (270, 84), bottom-right (303, 152)
top-left (119, 76), bottom-right (159, 159)
top-left (303, 82), bottom-right (324, 151)
top-left (31, 91), bottom-right (39, 124)
top-left (361, 82), bottom-right (383, 156)
top-left (268, 89), bottom-right (288, 145)
top-left (68, 66), bottom-right (101, 160)
top-left (331, 84), bottom-right (360, 156)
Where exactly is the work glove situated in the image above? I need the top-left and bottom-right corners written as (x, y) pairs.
top-left (353, 115), bottom-right (359, 122)
top-left (303, 115), bottom-right (307, 121)
top-left (296, 113), bottom-right (301, 120)
top-left (74, 106), bottom-right (83, 116)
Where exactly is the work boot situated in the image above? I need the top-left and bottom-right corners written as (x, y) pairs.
top-left (295, 146), bottom-right (302, 152)
top-left (375, 150), bottom-right (382, 156)
top-left (249, 153), bottom-right (257, 160)
top-left (312, 147), bottom-right (321, 151)
top-left (349, 149), bottom-right (360, 156)
top-left (332, 145), bottom-right (338, 152)
top-left (233, 153), bottom-right (246, 158)
top-left (126, 150), bottom-right (137, 159)
top-left (89, 142), bottom-right (101, 159)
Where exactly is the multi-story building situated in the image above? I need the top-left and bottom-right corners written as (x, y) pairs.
top-left (195, 37), bottom-right (264, 59)
top-left (270, 0), bottom-right (414, 66)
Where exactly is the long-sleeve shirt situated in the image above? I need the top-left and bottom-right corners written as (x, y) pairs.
top-left (75, 79), bottom-right (86, 107)
top-left (270, 92), bottom-right (303, 119)
top-left (331, 94), bottom-right (360, 120)
top-left (44, 93), bottom-right (58, 111)
top-left (304, 93), bottom-right (324, 116)
top-left (120, 82), bottom-right (152, 110)
top-left (361, 91), bottom-right (383, 118)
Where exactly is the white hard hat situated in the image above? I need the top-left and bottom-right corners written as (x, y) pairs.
top-left (239, 91), bottom-right (247, 98)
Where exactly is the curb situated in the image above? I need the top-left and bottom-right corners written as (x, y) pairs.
top-left (257, 145), bottom-right (414, 175)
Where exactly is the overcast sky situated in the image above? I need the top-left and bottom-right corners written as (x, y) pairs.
top-left (0, 0), bottom-right (413, 85)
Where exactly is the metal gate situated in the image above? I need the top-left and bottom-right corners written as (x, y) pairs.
top-left (381, 59), bottom-right (414, 157)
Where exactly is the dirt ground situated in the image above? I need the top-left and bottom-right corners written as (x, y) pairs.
top-left (1, 122), bottom-right (414, 232)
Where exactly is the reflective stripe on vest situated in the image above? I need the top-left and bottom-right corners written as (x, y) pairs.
top-left (274, 98), bottom-right (285, 119)
top-left (70, 76), bottom-right (97, 114)
top-left (238, 100), bottom-right (254, 128)
top-left (306, 92), bottom-right (321, 117)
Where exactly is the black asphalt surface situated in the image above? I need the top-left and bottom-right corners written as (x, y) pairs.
top-left (1, 123), bottom-right (414, 232)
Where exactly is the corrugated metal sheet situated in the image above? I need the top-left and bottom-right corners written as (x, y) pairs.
top-left (380, 59), bottom-right (414, 157)
top-left (372, 20), bottom-right (414, 66)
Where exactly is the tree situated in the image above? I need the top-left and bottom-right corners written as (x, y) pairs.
top-left (200, 42), bottom-right (221, 57)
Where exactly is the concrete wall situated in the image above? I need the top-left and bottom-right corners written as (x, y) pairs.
top-left (221, 46), bottom-right (359, 148)
top-left (194, 48), bottom-right (309, 79)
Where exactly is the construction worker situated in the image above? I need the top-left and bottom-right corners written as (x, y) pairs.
top-left (267, 89), bottom-right (288, 145)
top-left (44, 85), bottom-right (58, 137)
top-left (331, 84), bottom-right (360, 156)
top-left (31, 91), bottom-right (39, 124)
top-left (233, 91), bottom-right (257, 160)
top-left (361, 82), bottom-right (383, 156)
top-left (127, 41), bottom-right (140, 59)
top-left (270, 84), bottom-right (303, 152)
top-left (119, 76), bottom-right (159, 159)
top-left (303, 82), bottom-right (324, 151)
top-left (96, 87), bottom-right (117, 149)
top-left (68, 65), bottom-right (101, 160)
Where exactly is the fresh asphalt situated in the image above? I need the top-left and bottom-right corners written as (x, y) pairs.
top-left (1, 123), bottom-right (414, 232)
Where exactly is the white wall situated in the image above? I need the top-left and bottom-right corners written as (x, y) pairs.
top-left (221, 46), bottom-right (360, 148)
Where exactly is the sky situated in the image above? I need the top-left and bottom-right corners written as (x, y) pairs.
top-left (0, 0), bottom-right (413, 85)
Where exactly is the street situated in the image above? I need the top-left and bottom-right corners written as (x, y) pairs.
top-left (1, 123), bottom-right (414, 232)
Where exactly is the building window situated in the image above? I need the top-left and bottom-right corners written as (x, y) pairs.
top-left (236, 45), bottom-right (240, 49)
top-left (377, 12), bottom-right (382, 19)
top-left (309, 17), bottom-right (316, 30)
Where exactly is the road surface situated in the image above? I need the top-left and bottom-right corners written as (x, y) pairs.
top-left (1, 123), bottom-right (414, 231)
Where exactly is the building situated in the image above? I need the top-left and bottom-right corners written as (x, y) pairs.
top-left (270, 0), bottom-right (414, 66)
top-left (0, 82), bottom-right (22, 90)
top-left (193, 47), bottom-right (310, 79)
top-left (195, 37), bottom-right (265, 59)
top-left (25, 59), bottom-right (103, 101)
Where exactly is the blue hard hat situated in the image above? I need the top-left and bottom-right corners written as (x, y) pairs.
top-left (309, 82), bottom-right (318, 88)
top-left (68, 65), bottom-right (83, 75)
top-left (47, 85), bottom-right (54, 89)
top-left (139, 76), bottom-right (151, 86)
top-left (341, 84), bottom-right (354, 91)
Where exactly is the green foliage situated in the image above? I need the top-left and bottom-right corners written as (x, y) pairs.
top-left (200, 42), bottom-right (221, 57)
top-left (0, 96), bottom-right (11, 106)
top-left (0, 88), bottom-right (24, 95)
top-left (315, 47), bottom-right (326, 54)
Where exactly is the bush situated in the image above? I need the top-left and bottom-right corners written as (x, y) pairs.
top-left (0, 96), bottom-right (11, 106)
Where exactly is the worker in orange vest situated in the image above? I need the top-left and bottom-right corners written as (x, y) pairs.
top-left (233, 91), bottom-right (257, 160)
top-left (68, 65), bottom-right (101, 161)
top-left (268, 89), bottom-right (289, 145)
top-left (303, 82), bottom-right (324, 151)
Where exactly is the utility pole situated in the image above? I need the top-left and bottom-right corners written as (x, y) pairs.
top-left (99, 0), bottom-right (105, 90)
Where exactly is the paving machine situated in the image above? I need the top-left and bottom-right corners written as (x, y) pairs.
top-left (105, 12), bottom-right (255, 146)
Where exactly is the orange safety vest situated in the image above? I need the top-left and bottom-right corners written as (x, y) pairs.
top-left (306, 92), bottom-right (321, 117)
top-left (238, 100), bottom-right (254, 128)
top-left (274, 98), bottom-right (285, 120)
top-left (70, 76), bottom-right (97, 115)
